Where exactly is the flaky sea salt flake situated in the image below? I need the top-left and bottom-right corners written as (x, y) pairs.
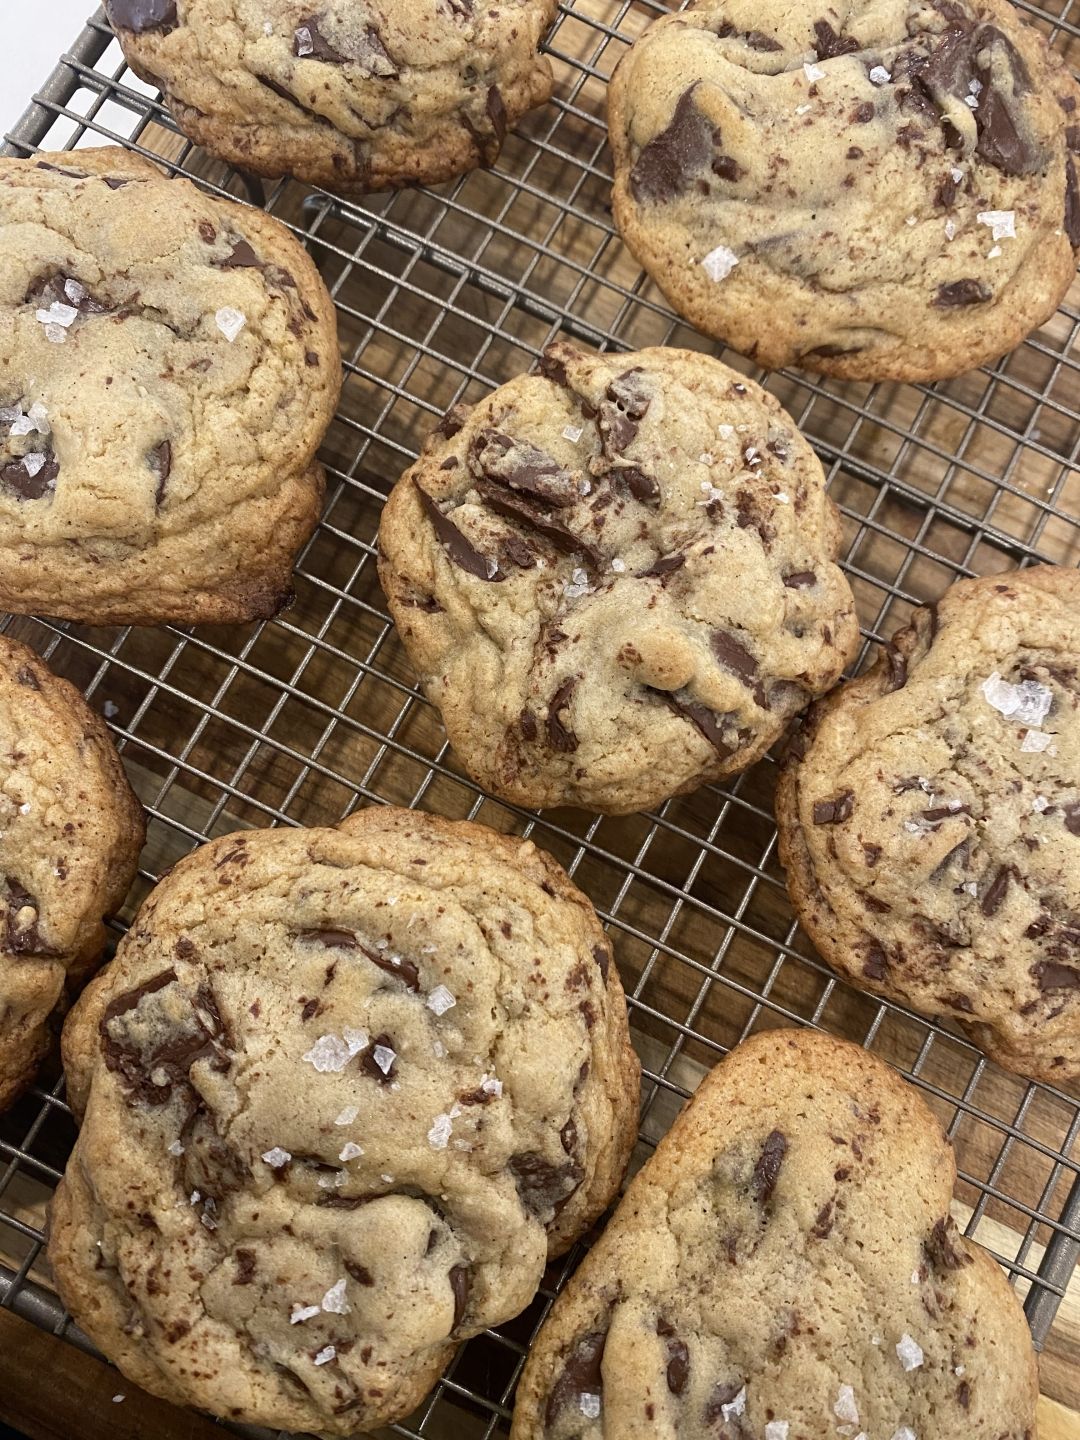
top-left (335, 1104), bottom-right (360, 1125)
top-left (294, 24), bottom-right (314, 54)
top-left (896, 1333), bottom-right (924, 1370)
top-left (794, 102), bottom-right (812, 115)
top-left (22, 453), bottom-right (46, 478)
top-left (804, 62), bottom-right (827, 81)
top-left (562, 424), bottom-right (583, 443)
top-left (314, 1345), bottom-right (336, 1365)
top-left (215, 306), bottom-right (247, 342)
top-left (980, 671), bottom-right (1052, 726)
top-left (944, 219), bottom-right (958, 240)
top-left (261, 1146), bottom-right (291, 1169)
top-left (167, 1139), bottom-right (185, 1156)
top-left (343, 1026), bottom-right (369, 1055)
top-left (426, 984), bottom-right (456, 1017)
top-left (339, 1141), bottom-right (364, 1161)
top-left (701, 244), bottom-right (739, 282)
top-left (37, 301), bottom-right (78, 330)
top-left (890, 1430), bottom-right (918, 1440)
top-left (835, 1385), bottom-right (859, 1425)
top-left (580, 1392), bottom-right (601, 1419)
top-left (721, 1386), bottom-right (746, 1421)
top-left (611, 557), bottom-right (626, 573)
top-left (1021, 729), bottom-right (1053, 753)
top-left (290, 1303), bottom-right (320, 1324)
top-left (373, 1043), bottom-right (396, 1074)
top-left (480, 1073), bottom-right (503, 1097)
top-left (869, 65), bottom-right (891, 84)
top-left (303, 1034), bottom-right (352, 1072)
top-left (1032, 794), bottom-right (1051, 813)
top-left (322, 1278), bottom-right (351, 1314)
top-left (977, 209), bottom-right (1015, 242)
top-left (428, 1112), bottom-right (454, 1148)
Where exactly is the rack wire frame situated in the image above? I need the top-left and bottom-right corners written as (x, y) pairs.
top-left (0, 3), bottom-right (1079, 1435)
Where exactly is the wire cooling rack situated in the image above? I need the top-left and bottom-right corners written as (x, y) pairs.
top-left (1, 3), bottom-right (1079, 1435)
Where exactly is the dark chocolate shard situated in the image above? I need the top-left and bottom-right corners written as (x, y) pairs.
top-left (862, 944), bottom-right (888, 980)
top-left (487, 86), bottom-right (507, 148)
top-left (475, 481), bottom-right (601, 567)
top-left (1065, 156), bottom-right (1080, 248)
top-left (471, 429), bottom-right (577, 508)
top-left (415, 482), bottom-right (503, 582)
top-left (0, 453), bottom-right (58, 501)
top-left (783, 570), bottom-right (817, 589)
top-left (600, 370), bottom-right (652, 454)
top-left (363, 946), bottom-right (420, 992)
top-left (658, 691), bottom-right (740, 758)
top-left (293, 15), bottom-right (349, 62)
top-left (923, 1216), bottom-right (972, 1273)
top-left (1032, 960), bottom-right (1080, 992)
top-left (610, 465), bottom-right (659, 504)
top-left (980, 865), bottom-right (1014, 917)
top-left (629, 86), bottom-right (713, 205)
top-left (813, 20), bottom-right (858, 60)
top-left (345, 1260), bottom-right (375, 1284)
top-left (234, 1248), bottom-right (256, 1284)
top-left (659, 1322), bottom-right (689, 1396)
top-left (28, 273), bottom-right (112, 315)
top-left (150, 439), bottom-right (171, 508)
top-left (545, 1329), bottom-right (607, 1427)
top-left (744, 30), bottom-right (783, 52)
top-left (546, 678), bottom-right (579, 754)
top-left (592, 943), bottom-right (611, 981)
top-left (934, 279), bottom-right (991, 307)
top-left (636, 553), bottom-right (685, 580)
top-left (711, 630), bottom-right (758, 686)
top-left (449, 1264), bottom-right (470, 1330)
top-left (813, 791), bottom-right (854, 825)
top-left (509, 1151), bottom-right (584, 1218)
top-left (752, 1129), bottom-right (787, 1204)
top-left (1065, 803), bottom-right (1080, 836)
top-left (298, 927), bottom-right (358, 949)
top-left (218, 239), bottom-right (261, 269)
top-left (106, 0), bottom-right (177, 34)
top-left (973, 61), bottom-right (1035, 175)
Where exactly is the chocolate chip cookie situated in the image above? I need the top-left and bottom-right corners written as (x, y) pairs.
top-left (777, 565), bottom-right (1080, 1085)
top-left (511, 1028), bottom-right (1037, 1440)
top-left (379, 340), bottom-right (857, 815)
top-left (608, 0), bottom-right (1080, 382)
top-left (104, 0), bottom-right (558, 192)
top-left (0, 147), bottom-right (340, 625)
top-left (49, 807), bottom-right (639, 1435)
top-left (0, 636), bottom-right (143, 1111)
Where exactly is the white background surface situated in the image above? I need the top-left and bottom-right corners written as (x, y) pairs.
top-left (2, 3), bottom-right (105, 134)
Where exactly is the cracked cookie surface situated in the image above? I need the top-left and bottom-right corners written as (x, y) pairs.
top-left (378, 340), bottom-right (858, 815)
top-left (0, 635), bottom-right (143, 1111)
top-left (777, 566), bottom-right (1080, 1085)
top-left (608, 0), bottom-right (1080, 382)
top-left (511, 1029), bottom-right (1037, 1440)
top-left (49, 806), bottom-right (639, 1435)
top-left (104, 0), bottom-right (558, 192)
top-left (0, 147), bottom-right (340, 624)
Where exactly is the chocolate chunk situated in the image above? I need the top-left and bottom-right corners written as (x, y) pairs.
top-left (4, 878), bottom-right (59, 957)
top-left (539, 348), bottom-right (570, 387)
top-left (850, 101), bottom-right (876, 123)
top-left (592, 943), bottom-right (610, 981)
top-left (958, 1380), bottom-right (971, 1409)
top-left (546, 678), bottom-right (579, 754)
top-left (519, 708), bottom-right (538, 742)
top-left (363, 946), bottom-right (420, 992)
top-left (471, 429), bottom-right (576, 507)
top-left (560, 1117), bottom-right (578, 1155)
top-left (813, 20), bottom-right (858, 60)
top-left (922, 805), bottom-right (971, 822)
top-left (0, 453), bottom-right (58, 502)
top-left (475, 481), bottom-right (601, 567)
top-left (299, 927), bottom-right (358, 949)
top-left (1065, 157), bottom-right (1080, 248)
top-left (783, 570), bottom-right (816, 589)
top-left (923, 1216), bottom-right (972, 1273)
top-left (415, 482), bottom-right (502, 582)
top-left (705, 1379), bottom-right (745, 1423)
top-left (545, 1329), bottom-right (607, 1426)
top-left (103, 968), bottom-right (177, 1024)
top-left (744, 31), bottom-right (782, 52)
top-left (293, 15), bottom-right (348, 62)
top-left (1032, 960), bottom-right (1080, 992)
top-left (27, 273), bottom-right (111, 315)
top-left (863, 944), bottom-right (888, 980)
top-left (659, 1323), bottom-right (689, 1395)
top-left (509, 1151), bottom-right (584, 1217)
top-left (610, 465), bottom-right (660, 505)
top-left (218, 239), bottom-right (261, 268)
top-left (980, 865), bottom-right (1013, 916)
top-left (101, 969), bottom-right (226, 1106)
top-left (939, 991), bottom-right (974, 1013)
top-left (487, 86), bottom-right (507, 147)
top-left (500, 531), bottom-right (537, 575)
top-left (711, 630), bottom-right (758, 687)
top-left (1065, 803), bottom-right (1080, 836)
top-left (234, 1248), bottom-right (256, 1284)
top-left (601, 370), bottom-right (651, 453)
top-left (883, 642), bottom-right (908, 690)
top-left (106, 0), bottom-right (177, 34)
top-left (934, 279), bottom-right (991, 307)
top-left (15, 667), bottom-right (41, 691)
top-left (436, 405), bottom-right (470, 440)
top-left (812, 791), bottom-right (854, 825)
top-left (637, 553), bottom-right (685, 580)
top-left (358, 1032), bottom-right (397, 1083)
top-left (255, 72), bottom-right (333, 123)
top-left (973, 49), bottom-right (1035, 175)
top-left (659, 692), bottom-right (740, 758)
top-left (629, 86), bottom-right (713, 204)
top-left (449, 1264), bottom-right (470, 1329)
top-left (752, 1129), bottom-right (787, 1204)
top-left (149, 440), bottom-right (171, 508)
top-left (345, 1260), bottom-right (374, 1284)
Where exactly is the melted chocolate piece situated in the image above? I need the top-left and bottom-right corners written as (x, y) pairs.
top-left (363, 946), bottom-right (420, 992)
top-left (345, 1260), bottom-right (375, 1284)
top-left (744, 31), bottom-right (782, 52)
top-left (100, 969), bottom-right (227, 1106)
top-left (545, 1329), bottom-right (607, 1426)
top-left (539, 348), bottom-right (570, 387)
top-left (471, 429), bottom-right (576, 507)
top-left (487, 86), bottom-right (507, 148)
top-left (658, 1320), bottom-right (690, 1396)
top-left (359, 1032), bottom-right (397, 1083)
top-left (923, 1216), bottom-right (972, 1272)
top-left (0, 453), bottom-right (58, 501)
top-left (611, 465), bottom-right (660, 504)
top-left (637, 553), bottom-right (685, 580)
top-left (1032, 960), bottom-right (1080, 992)
top-left (1065, 157), bottom-right (1080, 248)
top-left (107, 0), bottom-right (177, 34)
top-left (234, 1248), bottom-right (256, 1284)
top-left (416, 482), bottom-right (503, 581)
top-left (592, 943), bottom-right (610, 981)
top-left (299, 927), bottom-right (358, 949)
top-left (476, 481), bottom-right (602, 567)
top-left (973, 43), bottom-right (1035, 175)
top-left (980, 865), bottom-right (1013, 916)
top-left (508, 1151), bottom-right (584, 1216)
top-left (813, 791), bottom-right (854, 825)
top-left (150, 440), bottom-right (171, 508)
top-left (752, 1129), bottom-right (787, 1204)
top-left (218, 239), bottom-right (261, 268)
top-left (813, 20), bottom-right (858, 60)
top-left (293, 15), bottom-right (349, 62)
top-left (4, 878), bottom-right (59, 956)
top-left (546, 678), bottom-right (579, 754)
top-left (15, 667), bottom-right (41, 691)
top-left (659, 692), bottom-right (740, 757)
top-left (601, 370), bottom-right (651, 454)
top-left (449, 1264), bottom-right (470, 1330)
top-left (629, 86), bottom-right (713, 204)
top-left (783, 570), bottom-right (816, 589)
top-left (27, 273), bottom-right (112, 315)
top-left (1065, 803), bottom-right (1080, 836)
top-left (934, 279), bottom-right (991, 307)
top-left (863, 944), bottom-right (888, 980)
top-left (711, 631), bottom-right (758, 687)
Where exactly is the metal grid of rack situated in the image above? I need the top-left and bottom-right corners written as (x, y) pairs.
top-left (1, 3), bottom-right (1079, 1435)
